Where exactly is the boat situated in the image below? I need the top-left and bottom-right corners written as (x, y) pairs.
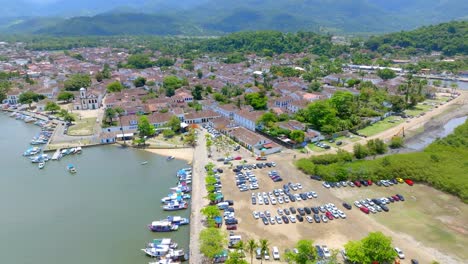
top-left (147, 238), bottom-right (178, 249)
top-left (24, 117), bottom-right (36, 123)
top-left (166, 156), bottom-right (175, 161)
top-left (167, 249), bottom-right (189, 262)
top-left (141, 161), bottom-right (148, 165)
top-left (149, 259), bottom-right (180, 264)
top-left (67, 164), bottom-right (77, 174)
top-left (30, 154), bottom-right (50, 163)
top-left (148, 220), bottom-right (179, 232)
top-left (23, 147), bottom-right (41, 156)
top-left (75, 146), bottom-right (82, 154)
top-left (141, 245), bottom-right (171, 258)
top-left (166, 216), bottom-right (189, 225)
top-left (38, 162), bottom-right (45, 169)
top-left (163, 201), bottom-right (188, 211)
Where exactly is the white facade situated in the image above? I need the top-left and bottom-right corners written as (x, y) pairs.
top-left (233, 114), bottom-right (256, 131)
top-left (74, 88), bottom-right (102, 110)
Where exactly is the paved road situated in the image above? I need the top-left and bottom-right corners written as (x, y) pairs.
top-left (189, 129), bottom-right (209, 264)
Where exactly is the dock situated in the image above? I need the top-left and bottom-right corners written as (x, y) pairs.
top-left (51, 149), bottom-right (61, 160)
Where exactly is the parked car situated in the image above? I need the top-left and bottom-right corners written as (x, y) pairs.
top-left (394, 247), bottom-right (405, 259)
top-left (315, 245), bottom-right (324, 259)
top-left (396, 194), bottom-right (405, 201)
top-left (411, 259), bottom-right (419, 264)
top-left (342, 202), bottom-right (352, 210)
top-left (306, 216), bottom-right (313, 223)
top-left (310, 175), bottom-right (322, 181)
top-left (282, 215), bottom-right (289, 224)
top-left (360, 206), bottom-right (370, 214)
top-left (290, 207), bottom-right (297, 214)
top-left (312, 207), bottom-right (319, 214)
top-left (313, 214), bottom-right (321, 223)
top-left (322, 245), bottom-right (331, 258)
top-left (271, 247), bottom-right (280, 260)
top-left (354, 180), bottom-right (361, 187)
top-left (405, 179), bottom-right (414, 186)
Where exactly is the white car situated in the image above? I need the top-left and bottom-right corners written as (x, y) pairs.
top-left (338, 211), bottom-right (347, 219)
top-left (296, 183), bottom-right (303, 189)
top-left (276, 215), bottom-right (283, 224)
top-left (258, 198), bottom-right (264, 205)
top-left (310, 191), bottom-right (318, 198)
top-left (284, 196), bottom-right (290, 203)
top-left (271, 162), bottom-right (276, 167)
top-left (272, 247), bottom-right (280, 260)
top-left (271, 197), bottom-right (277, 205)
top-left (277, 209), bottom-right (284, 215)
top-left (321, 214), bottom-right (328, 223)
top-left (278, 197), bottom-right (284, 204)
top-left (322, 182), bottom-right (330, 188)
top-left (306, 216), bottom-right (313, 223)
top-left (253, 211), bottom-right (259, 219)
top-left (269, 217), bottom-right (276, 225)
top-left (322, 245), bottom-right (331, 258)
top-left (394, 247), bottom-right (405, 259)
top-left (294, 194), bottom-right (302, 201)
top-left (289, 215), bottom-right (297, 223)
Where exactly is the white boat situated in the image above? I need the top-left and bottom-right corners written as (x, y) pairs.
top-left (166, 156), bottom-right (175, 161)
top-left (141, 161), bottom-right (148, 165)
top-left (67, 164), bottom-right (77, 174)
top-left (38, 162), bottom-right (45, 169)
top-left (75, 146), bottom-right (82, 154)
top-left (147, 238), bottom-right (178, 249)
top-left (163, 201), bottom-right (188, 211)
top-left (141, 245), bottom-right (171, 258)
top-left (147, 220), bottom-right (179, 232)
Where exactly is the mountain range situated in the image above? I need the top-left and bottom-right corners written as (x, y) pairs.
top-left (0, 0), bottom-right (467, 35)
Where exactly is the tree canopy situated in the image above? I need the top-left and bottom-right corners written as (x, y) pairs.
top-left (125, 53), bottom-right (154, 69)
top-left (345, 232), bottom-right (397, 264)
top-left (137, 115), bottom-right (155, 141)
top-left (64, 74), bottom-right (91, 91)
top-left (106, 81), bottom-right (124, 93)
top-left (244, 92), bottom-right (267, 110)
top-left (18, 91), bottom-right (45, 105)
top-left (57, 91), bottom-right (75, 102)
top-left (199, 228), bottom-right (226, 261)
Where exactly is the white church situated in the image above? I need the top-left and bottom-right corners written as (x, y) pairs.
top-left (73, 87), bottom-right (103, 110)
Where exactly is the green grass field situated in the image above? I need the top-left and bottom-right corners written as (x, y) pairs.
top-left (68, 117), bottom-right (96, 136)
top-left (357, 116), bottom-right (404, 137)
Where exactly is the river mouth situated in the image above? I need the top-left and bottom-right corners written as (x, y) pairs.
top-left (405, 115), bottom-right (467, 151)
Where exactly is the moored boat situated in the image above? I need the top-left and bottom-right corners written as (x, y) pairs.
top-left (166, 216), bottom-right (189, 225)
top-left (147, 238), bottom-right (178, 249)
top-left (166, 156), bottom-right (175, 161)
top-left (162, 201), bottom-right (188, 211)
top-left (141, 245), bottom-right (171, 258)
top-left (141, 161), bottom-right (148, 165)
top-left (38, 162), bottom-right (45, 169)
top-left (148, 220), bottom-right (179, 232)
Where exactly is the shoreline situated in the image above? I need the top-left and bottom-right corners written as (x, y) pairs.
top-left (144, 147), bottom-right (194, 162)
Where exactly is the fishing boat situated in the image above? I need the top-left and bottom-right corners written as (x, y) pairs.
top-left (141, 245), bottom-right (171, 258)
top-left (141, 161), bottom-right (148, 165)
top-left (23, 147), bottom-right (41, 156)
top-left (148, 220), bottom-right (179, 232)
top-left (166, 156), bottom-right (175, 161)
top-left (67, 164), bottom-right (77, 174)
top-left (147, 238), bottom-right (178, 249)
top-left (166, 216), bottom-right (189, 225)
top-left (24, 117), bottom-right (36, 123)
top-left (167, 249), bottom-right (189, 262)
top-left (38, 162), bottom-right (45, 169)
top-left (75, 146), bottom-right (82, 154)
top-left (30, 154), bottom-right (50, 163)
top-left (162, 201), bottom-right (188, 211)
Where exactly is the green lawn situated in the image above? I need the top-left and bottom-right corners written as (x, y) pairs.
top-left (68, 117), bottom-right (96, 136)
top-left (357, 116), bottom-right (404, 137)
top-left (307, 143), bottom-right (328, 152)
top-left (404, 103), bottom-right (433, 117)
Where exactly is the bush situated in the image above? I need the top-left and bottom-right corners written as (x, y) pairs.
top-left (163, 129), bottom-right (175, 138)
top-left (389, 136), bottom-right (404, 149)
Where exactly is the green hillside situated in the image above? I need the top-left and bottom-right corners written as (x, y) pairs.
top-left (365, 21), bottom-right (468, 55)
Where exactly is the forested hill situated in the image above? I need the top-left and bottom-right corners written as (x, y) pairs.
top-left (365, 21), bottom-right (468, 56)
top-left (1, 0), bottom-right (467, 35)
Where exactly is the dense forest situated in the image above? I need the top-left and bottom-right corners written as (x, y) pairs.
top-left (296, 120), bottom-right (468, 203)
top-left (5, 21), bottom-right (466, 59)
top-left (365, 21), bottom-right (468, 56)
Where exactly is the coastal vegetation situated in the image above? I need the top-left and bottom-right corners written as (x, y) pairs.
top-left (296, 119), bottom-right (468, 202)
top-left (284, 239), bottom-right (318, 263)
top-left (199, 227), bottom-right (227, 262)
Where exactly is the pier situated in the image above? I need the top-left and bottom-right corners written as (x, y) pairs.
top-left (51, 149), bottom-right (61, 160)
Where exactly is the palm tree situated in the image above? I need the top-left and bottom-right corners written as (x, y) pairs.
top-left (246, 239), bottom-right (257, 264)
top-left (114, 107), bottom-right (126, 145)
top-left (259, 239), bottom-right (269, 264)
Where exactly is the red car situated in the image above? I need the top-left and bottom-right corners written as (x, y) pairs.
top-left (405, 179), bottom-right (414, 186)
top-left (256, 156), bottom-right (267, 160)
top-left (234, 156), bottom-right (242, 160)
top-left (392, 195), bottom-right (400, 201)
top-left (360, 207), bottom-right (369, 214)
top-left (226, 224), bottom-right (237, 230)
top-left (367, 180), bottom-right (373, 186)
top-left (354, 180), bottom-right (361, 187)
top-left (325, 211), bottom-right (334, 220)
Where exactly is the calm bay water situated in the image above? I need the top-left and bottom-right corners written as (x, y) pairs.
top-left (0, 113), bottom-right (190, 264)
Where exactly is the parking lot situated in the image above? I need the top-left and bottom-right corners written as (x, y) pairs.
top-left (208, 149), bottom-right (465, 264)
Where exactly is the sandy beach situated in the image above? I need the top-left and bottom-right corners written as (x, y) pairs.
top-left (144, 147), bottom-right (194, 162)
